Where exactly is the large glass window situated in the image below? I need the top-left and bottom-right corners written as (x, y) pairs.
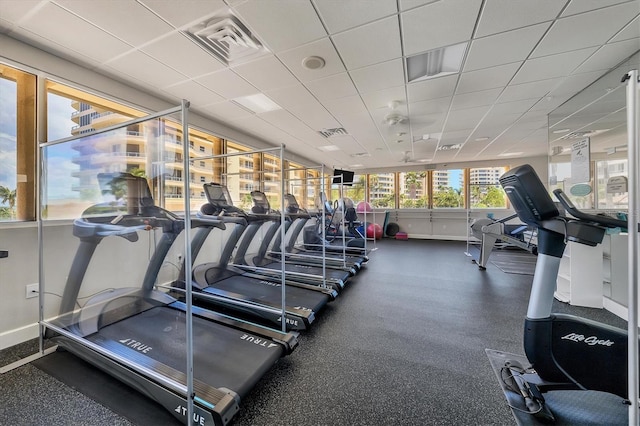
top-left (432, 169), bottom-right (464, 208)
top-left (0, 64), bottom-right (36, 221)
top-left (368, 173), bottom-right (395, 208)
top-left (468, 166), bottom-right (507, 208)
top-left (399, 171), bottom-right (428, 208)
top-left (330, 174), bottom-right (365, 205)
top-left (224, 141), bottom-right (259, 210)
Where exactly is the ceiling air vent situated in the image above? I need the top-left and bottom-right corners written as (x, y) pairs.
top-left (184, 13), bottom-right (267, 66)
top-left (560, 129), bottom-right (610, 140)
top-left (318, 128), bottom-right (348, 138)
top-left (437, 143), bottom-right (462, 151)
top-left (350, 152), bottom-right (371, 158)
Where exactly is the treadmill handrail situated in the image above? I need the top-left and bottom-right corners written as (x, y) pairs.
top-left (553, 189), bottom-right (631, 230)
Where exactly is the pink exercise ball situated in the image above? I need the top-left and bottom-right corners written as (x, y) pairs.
top-left (356, 201), bottom-right (372, 213)
top-left (366, 223), bottom-right (383, 240)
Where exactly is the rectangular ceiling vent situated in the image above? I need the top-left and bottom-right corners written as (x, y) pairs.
top-left (184, 13), bottom-right (267, 66)
top-left (437, 143), bottom-right (462, 151)
top-left (318, 127), bottom-right (348, 138)
top-left (406, 42), bottom-right (467, 83)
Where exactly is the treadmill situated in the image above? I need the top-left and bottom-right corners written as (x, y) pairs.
top-left (42, 173), bottom-right (298, 426)
top-left (268, 193), bottom-right (367, 271)
top-left (171, 183), bottom-right (337, 331)
top-left (230, 191), bottom-right (352, 290)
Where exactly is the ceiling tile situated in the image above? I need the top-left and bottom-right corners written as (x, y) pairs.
top-left (511, 47), bottom-right (597, 84)
top-left (56, 0), bottom-right (174, 47)
top-left (289, 102), bottom-right (341, 131)
top-left (305, 72), bottom-right (358, 102)
top-left (161, 80), bottom-right (225, 106)
top-left (532, 2), bottom-right (640, 57)
top-left (444, 105), bottom-right (491, 131)
top-left (233, 0), bottom-right (326, 53)
top-left (561, 0), bottom-right (632, 17)
top-left (277, 37), bottom-right (346, 82)
top-left (233, 55), bottom-right (299, 91)
top-left (409, 97), bottom-right (452, 116)
top-left (0, 0), bottom-right (42, 22)
top-left (324, 95), bottom-right (369, 119)
top-left (398, 0), bottom-right (439, 11)
top-left (313, 0), bottom-right (397, 33)
top-left (139, 0), bottom-right (228, 28)
top-left (264, 84), bottom-right (318, 112)
top-left (331, 16), bottom-right (401, 69)
top-left (475, 0), bottom-right (566, 38)
top-left (451, 88), bottom-right (502, 110)
top-left (401, 0), bottom-right (482, 56)
top-left (456, 62), bottom-right (522, 94)
top-left (407, 74), bottom-right (458, 103)
top-left (490, 98), bottom-right (539, 115)
top-left (611, 15), bottom-right (640, 42)
top-left (196, 69), bottom-right (259, 99)
top-left (463, 23), bottom-right (551, 71)
top-left (104, 50), bottom-right (188, 88)
top-left (18, 3), bottom-right (133, 63)
top-left (574, 38), bottom-right (640, 74)
top-left (361, 86), bottom-right (407, 110)
top-left (349, 59), bottom-right (404, 93)
top-left (497, 78), bottom-right (563, 103)
top-left (142, 33), bottom-right (226, 77)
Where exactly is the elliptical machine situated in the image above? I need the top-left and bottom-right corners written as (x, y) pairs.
top-left (498, 164), bottom-right (634, 422)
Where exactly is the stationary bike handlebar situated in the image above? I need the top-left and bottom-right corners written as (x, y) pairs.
top-left (553, 189), bottom-right (634, 231)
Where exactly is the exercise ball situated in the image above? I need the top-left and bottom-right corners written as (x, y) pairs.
top-left (356, 201), bottom-right (372, 213)
top-left (366, 223), bottom-right (383, 240)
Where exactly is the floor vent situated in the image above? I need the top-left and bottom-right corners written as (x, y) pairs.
top-left (183, 13), bottom-right (267, 66)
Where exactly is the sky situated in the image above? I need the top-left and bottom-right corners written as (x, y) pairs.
top-left (0, 79), bottom-right (78, 205)
top-left (0, 78), bottom-right (17, 204)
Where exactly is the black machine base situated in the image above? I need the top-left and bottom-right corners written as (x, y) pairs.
top-left (486, 349), bottom-right (628, 425)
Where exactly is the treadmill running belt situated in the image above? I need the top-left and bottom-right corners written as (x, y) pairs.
top-left (261, 262), bottom-right (350, 282)
top-left (205, 275), bottom-right (328, 312)
top-left (85, 305), bottom-right (282, 398)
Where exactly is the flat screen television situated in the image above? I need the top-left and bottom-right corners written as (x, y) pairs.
top-left (332, 169), bottom-right (355, 186)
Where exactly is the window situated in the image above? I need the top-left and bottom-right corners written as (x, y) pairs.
top-left (0, 64), bottom-right (36, 221)
top-left (468, 167), bottom-right (507, 208)
top-left (432, 169), bottom-right (464, 208)
top-left (399, 171), bottom-right (428, 208)
top-left (596, 159), bottom-right (628, 210)
top-left (330, 174), bottom-right (365, 205)
top-left (199, 146), bottom-right (205, 152)
top-left (368, 173), bottom-right (395, 208)
top-left (225, 141), bottom-right (257, 210)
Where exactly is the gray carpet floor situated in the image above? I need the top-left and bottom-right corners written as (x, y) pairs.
top-left (0, 239), bottom-right (628, 425)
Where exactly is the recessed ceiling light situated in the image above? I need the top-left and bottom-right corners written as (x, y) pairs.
top-left (498, 152), bottom-right (523, 157)
top-left (474, 137), bottom-right (490, 142)
top-left (233, 93), bottom-right (281, 113)
top-left (350, 164), bottom-right (364, 168)
top-left (406, 42), bottom-right (468, 83)
top-left (417, 159), bottom-right (431, 162)
top-left (318, 145), bottom-right (340, 152)
top-left (552, 128), bottom-right (571, 134)
top-left (302, 56), bottom-right (325, 70)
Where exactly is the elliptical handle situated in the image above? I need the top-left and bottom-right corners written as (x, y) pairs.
top-left (553, 189), bottom-right (629, 230)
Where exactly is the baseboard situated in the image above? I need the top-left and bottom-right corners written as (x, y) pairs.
top-left (0, 323), bottom-right (39, 350)
top-left (407, 234), bottom-right (467, 241)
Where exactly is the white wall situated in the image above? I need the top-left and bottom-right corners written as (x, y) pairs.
top-left (0, 222), bottom-right (177, 349)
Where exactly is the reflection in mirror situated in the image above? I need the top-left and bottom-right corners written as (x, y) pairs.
top-left (548, 52), bottom-right (639, 210)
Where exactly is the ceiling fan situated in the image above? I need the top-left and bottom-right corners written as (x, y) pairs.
top-left (399, 151), bottom-right (422, 163)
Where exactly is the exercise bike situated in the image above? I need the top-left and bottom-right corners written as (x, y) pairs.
top-left (497, 164), bottom-right (635, 422)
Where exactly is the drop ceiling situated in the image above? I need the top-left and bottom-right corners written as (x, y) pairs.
top-left (0, 0), bottom-right (638, 170)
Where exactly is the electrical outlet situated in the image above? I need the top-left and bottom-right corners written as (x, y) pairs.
top-left (26, 283), bottom-right (38, 299)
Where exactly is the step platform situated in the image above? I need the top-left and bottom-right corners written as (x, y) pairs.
top-left (486, 348), bottom-right (628, 425)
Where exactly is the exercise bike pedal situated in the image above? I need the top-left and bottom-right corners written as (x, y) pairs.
top-left (502, 360), bottom-right (555, 423)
